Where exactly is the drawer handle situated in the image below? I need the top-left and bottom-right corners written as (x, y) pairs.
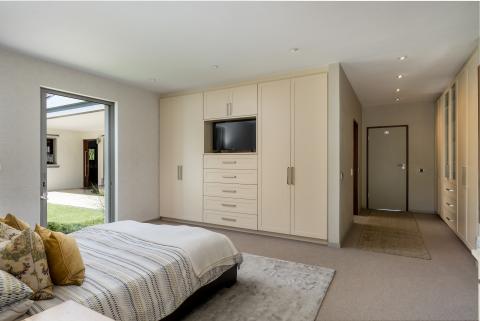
top-left (222, 190), bottom-right (237, 193)
top-left (221, 217), bottom-right (237, 222)
top-left (446, 216), bottom-right (456, 222)
top-left (445, 188), bottom-right (455, 192)
top-left (221, 203), bottom-right (237, 208)
top-left (222, 175), bottom-right (237, 179)
top-left (446, 202), bottom-right (455, 207)
top-left (222, 161), bottom-right (237, 164)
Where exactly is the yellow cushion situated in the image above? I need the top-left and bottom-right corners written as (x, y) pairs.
top-left (0, 214), bottom-right (30, 231)
top-left (35, 225), bottom-right (85, 286)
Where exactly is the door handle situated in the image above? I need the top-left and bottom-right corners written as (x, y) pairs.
top-left (40, 192), bottom-right (48, 200)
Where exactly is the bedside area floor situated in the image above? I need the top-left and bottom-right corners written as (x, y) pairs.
top-left (152, 213), bottom-right (477, 321)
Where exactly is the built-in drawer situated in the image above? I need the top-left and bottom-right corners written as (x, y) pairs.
top-left (204, 183), bottom-right (257, 200)
top-left (443, 201), bottom-right (457, 230)
top-left (204, 169), bottom-right (257, 185)
top-left (204, 196), bottom-right (257, 214)
top-left (204, 155), bottom-right (257, 170)
top-left (443, 187), bottom-right (457, 205)
top-left (204, 210), bottom-right (257, 230)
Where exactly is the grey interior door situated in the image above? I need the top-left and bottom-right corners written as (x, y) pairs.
top-left (368, 126), bottom-right (407, 211)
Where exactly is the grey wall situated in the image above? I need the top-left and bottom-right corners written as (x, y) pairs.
top-left (362, 102), bottom-right (436, 213)
top-left (328, 63), bottom-right (363, 246)
top-left (0, 46), bottom-right (160, 225)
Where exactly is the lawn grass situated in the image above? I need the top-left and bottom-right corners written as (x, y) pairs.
top-left (47, 203), bottom-right (104, 234)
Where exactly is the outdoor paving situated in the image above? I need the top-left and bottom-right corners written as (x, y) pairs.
top-left (48, 189), bottom-right (104, 209)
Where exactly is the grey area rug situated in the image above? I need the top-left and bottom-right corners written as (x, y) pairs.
top-left (182, 253), bottom-right (335, 321)
top-left (355, 211), bottom-right (431, 260)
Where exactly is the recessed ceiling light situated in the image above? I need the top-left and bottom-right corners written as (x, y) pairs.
top-left (211, 65), bottom-right (219, 69)
top-left (396, 88), bottom-right (401, 92)
top-left (397, 74), bottom-right (403, 79)
top-left (398, 56), bottom-right (408, 61)
top-left (290, 48), bottom-right (300, 53)
top-left (395, 97), bottom-right (401, 102)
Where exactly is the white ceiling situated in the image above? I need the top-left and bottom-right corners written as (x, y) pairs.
top-left (0, 2), bottom-right (477, 107)
top-left (48, 111), bottom-right (105, 132)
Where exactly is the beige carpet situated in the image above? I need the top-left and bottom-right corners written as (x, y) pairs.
top-left (152, 213), bottom-right (477, 320)
top-left (355, 210), bottom-right (431, 260)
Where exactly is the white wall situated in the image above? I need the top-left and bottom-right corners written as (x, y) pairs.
top-left (0, 46), bottom-right (160, 226)
top-left (362, 102), bottom-right (436, 213)
top-left (328, 63), bottom-right (363, 246)
top-left (46, 128), bottom-right (104, 191)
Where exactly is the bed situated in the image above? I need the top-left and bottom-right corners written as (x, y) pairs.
top-left (27, 221), bottom-right (243, 321)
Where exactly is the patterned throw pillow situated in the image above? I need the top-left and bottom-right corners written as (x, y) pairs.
top-left (0, 270), bottom-right (33, 308)
top-left (0, 223), bottom-right (54, 300)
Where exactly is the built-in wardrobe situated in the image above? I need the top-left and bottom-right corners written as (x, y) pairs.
top-left (159, 72), bottom-right (328, 241)
top-left (435, 48), bottom-right (479, 249)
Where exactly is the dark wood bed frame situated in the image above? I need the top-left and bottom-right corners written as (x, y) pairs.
top-left (161, 264), bottom-right (238, 321)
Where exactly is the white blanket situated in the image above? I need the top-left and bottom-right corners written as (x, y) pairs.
top-left (94, 220), bottom-right (240, 278)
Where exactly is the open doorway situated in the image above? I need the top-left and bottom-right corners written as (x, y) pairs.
top-left (40, 89), bottom-right (115, 233)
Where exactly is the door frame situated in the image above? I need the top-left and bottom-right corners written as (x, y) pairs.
top-left (83, 139), bottom-right (99, 188)
top-left (366, 125), bottom-right (409, 211)
top-left (353, 120), bottom-right (359, 215)
top-left (40, 88), bottom-right (116, 226)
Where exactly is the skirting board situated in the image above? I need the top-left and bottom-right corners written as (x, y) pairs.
top-left (154, 217), bottom-right (328, 246)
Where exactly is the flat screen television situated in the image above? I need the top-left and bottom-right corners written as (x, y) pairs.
top-left (213, 119), bottom-right (256, 153)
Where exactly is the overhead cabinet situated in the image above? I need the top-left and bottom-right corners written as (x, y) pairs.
top-left (159, 93), bottom-right (204, 222)
top-left (204, 84), bottom-right (257, 120)
top-left (259, 74), bottom-right (328, 239)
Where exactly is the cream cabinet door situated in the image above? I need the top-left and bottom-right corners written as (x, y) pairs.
top-left (204, 89), bottom-right (231, 120)
top-left (259, 79), bottom-right (292, 234)
top-left (231, 84), bottom-right (257, 117)
top-left (456, 72), bottom-right (467, 241)
top-left (292, 74), bottom-right (328, 239)
top-left (160, 93), bottom-right (204, 222)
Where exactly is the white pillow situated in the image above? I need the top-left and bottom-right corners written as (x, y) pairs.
top-left (0, 299), bottom-right (33, 321)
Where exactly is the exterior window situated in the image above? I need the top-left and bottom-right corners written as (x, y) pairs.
top-left (46, 137), bottom-right (58, 166)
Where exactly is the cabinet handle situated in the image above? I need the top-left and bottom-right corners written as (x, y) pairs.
top-left (290, 166), bottom-right (295, 185)
top-left (446, 202), bottom-right (455, 207)
top-left (222, 190), bottom-right (237, 193)
top-left (177, 165), bottom-right (183, 180)
top-left (222, 175), bottom-right (237, 179)
top-left (226, 103), bottom-right (229, 116)
top-left (445, 188), bottom-right (455, 192)
top-left (446, 216), bottom-right (456, 222)
top-left (287, 167), bottom-right (291, 185)
top-left (221, 217), bottom-right (237, 222)
top-left (221, 203), bottom-right (237, 208)
top-left (222, 161), bottom-right (237, 164)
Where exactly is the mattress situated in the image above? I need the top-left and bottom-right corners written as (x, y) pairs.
top-left (28, 223), bottom-right (242, 321)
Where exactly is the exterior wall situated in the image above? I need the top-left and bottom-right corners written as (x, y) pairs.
top-left (46, 128), bottom-right (104, 191)
top-left (362, 102), bottom-right (436, 213)
top-left (0, 46), bottom-right (159, 225)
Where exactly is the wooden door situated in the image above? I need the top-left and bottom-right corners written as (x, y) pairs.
top-left (231, 84), bottom-right (257, 117)
top-left (180, 93), bottom-right (204, 222)
top-left (457, 72), bottom-right (467, 240)
top-left (204, 88), bottom-right (230, 120)
top-left (353, 121), bottom-right (359, 215)
top-left (292, 74), bottom-right (328, 239)
top-left (159, 96), bottom-right (183, 219)
top-left (259, 79), bottom-right (292, 234)
top-left (83, 139), bottom-right (98, 188)
top-left (160, 93), bottom-right (203, 222)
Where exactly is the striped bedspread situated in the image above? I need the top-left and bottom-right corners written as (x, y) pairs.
top-left (28, 227), bottom-right (242, 321)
